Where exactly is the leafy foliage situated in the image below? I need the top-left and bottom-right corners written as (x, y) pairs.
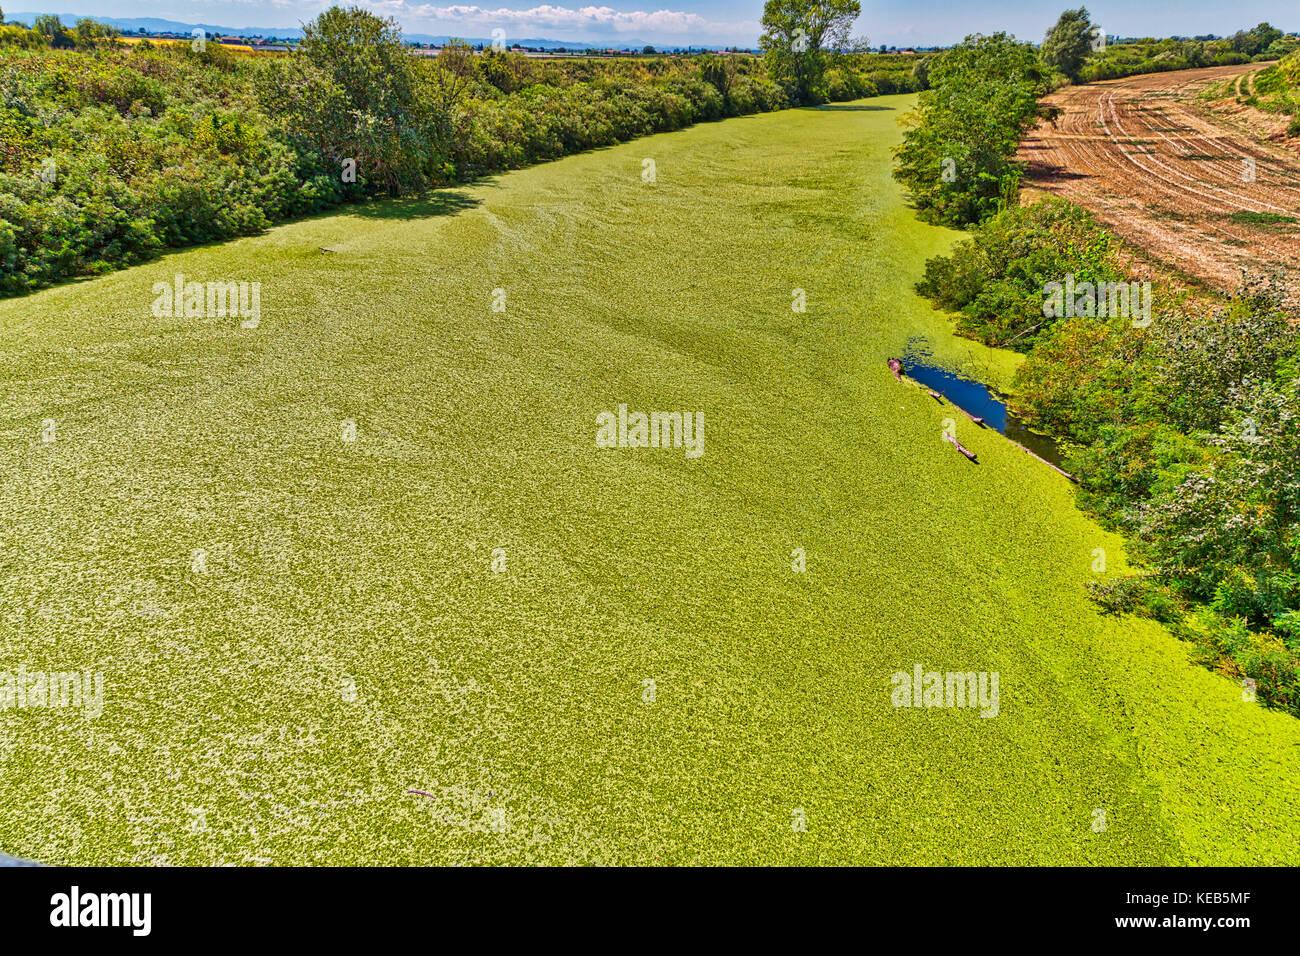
top-left (0, 8), bottom-right (920, 296)
top-left (1078, 26), bottom-right (1293, 83)
top-left (1040, 7), bottom-right (1098, 82)
top-left (918, 197), bottom-right (1300, 713)
top-left (893, 33), bottom-right (1054, 226)
top-left (759, 0), bottom-right (862, 104)
top-left (1217, 50), bottom-right (1300, 135)
top-left (915, 197), bottom-right (1120, 348)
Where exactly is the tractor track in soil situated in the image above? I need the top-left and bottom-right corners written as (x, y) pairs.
top-left (1018, 64), bottom-right (1300, 297)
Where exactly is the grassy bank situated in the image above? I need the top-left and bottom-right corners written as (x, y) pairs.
top-left (1202, 49), bottom-right (1300, 134)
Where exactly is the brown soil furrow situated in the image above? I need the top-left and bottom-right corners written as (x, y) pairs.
top-left (1018, 64), bottom-right (1300, 295)
top-left (1157, 97), bottom-right (1297, 201)
top-left (1102, 90), bottom-right (1291, 216)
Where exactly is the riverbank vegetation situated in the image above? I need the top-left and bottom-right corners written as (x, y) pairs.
top-left (892, 33), bottom-right (1055, 227)
top-left (893, 12), bottom-right (1299, 228)
top-left (1035, 262), bottom-right (1298, 716)
top-left (916, 197), bottom-right (1300, 715)
top-left (0, 6), bottom-right (922, 296)
top-left (914, 197), bottom-right (1130, 346)
top-left (902, 9), bottom-right (1300, 714)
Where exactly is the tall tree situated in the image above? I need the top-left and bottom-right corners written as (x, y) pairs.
top-left (1040, 8), bottom-right (1098, 82)
top-left (1231, 22), bottom-right (1283, 56)
top-left (73, 18), bottom-right (118, 48)
top-left (33, 14), bottom-right (74, 47)
top-left (894, 33), bottom-right (1055, 225)
top-left (759, 0), bottom-right (861, 104)
top-left (298, 6), bottom-right (417, 118)
top-left (260, 6), bottom-right (438, 194)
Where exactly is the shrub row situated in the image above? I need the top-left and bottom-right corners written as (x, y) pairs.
top-left (917, 198), bottom-right (1300, 714)
top-left (0, 17), bottom-right (919, 296)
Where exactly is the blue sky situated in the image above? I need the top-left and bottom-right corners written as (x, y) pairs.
top-left (11, 0), bottom-right (1300, 46)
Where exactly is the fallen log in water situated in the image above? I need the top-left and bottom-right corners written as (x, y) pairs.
top-left (887, 359), bottom-right (931, 395)
top-left (889, 358), bottom-right (1075, 477)
top-left (944, 432), bottom-right (978, 462)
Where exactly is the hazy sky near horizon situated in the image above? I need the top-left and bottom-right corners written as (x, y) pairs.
top-left (11, 0), bottom-right (1300, 46)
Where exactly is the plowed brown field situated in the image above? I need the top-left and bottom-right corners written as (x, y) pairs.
top-left (1018, 64), bottom-right (1300, 295)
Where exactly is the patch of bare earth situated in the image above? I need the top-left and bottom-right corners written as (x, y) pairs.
top-left (1018, 64), bottom-right (1300, 299)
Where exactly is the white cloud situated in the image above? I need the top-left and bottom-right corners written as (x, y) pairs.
top-left (359, 2), bottom-right (748, 38)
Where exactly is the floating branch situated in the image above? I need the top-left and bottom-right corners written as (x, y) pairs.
top-left (944, 432), bottom-right (978, 462)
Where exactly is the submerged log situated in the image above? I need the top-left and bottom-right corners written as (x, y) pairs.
top-left (887, 358), bottom-right (903, 381)
top-left (1007, 438), bottom-right (1076, 482)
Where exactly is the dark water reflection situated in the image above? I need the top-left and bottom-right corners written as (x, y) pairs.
top-left (900, 340), bottom-right (1068, 472)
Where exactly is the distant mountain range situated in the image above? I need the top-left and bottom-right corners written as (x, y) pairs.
top-left (3, 13), bottom-right (734, 50)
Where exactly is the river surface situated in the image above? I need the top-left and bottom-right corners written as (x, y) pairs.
top-left (2, 94), bottom-right (1293, 866)
top-left (901, 337), bottom-right (1067, 470)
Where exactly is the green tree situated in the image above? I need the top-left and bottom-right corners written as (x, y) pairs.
top-left (1231, 23), bottom-right (1283, 56)
top-left (911, 55), bottom-right (931, 89)
top-left (1254, 23), bottom-right (1285, 53)
top-left (477, 47), bottom-right (531, 93)
top-left (260, 6), bottom-right (440, 194)
top-left (73, 18), bottom-right (118, 48)
top-left (33, 14), bottom-right (74, 48)
top-left (1040, 8), bottom-right (1098, 81)
top-left (299, 6), bottom-right (417, 115)
top-left (894, 33), bottom-right (1054, 225)
top-left (759, 0), bottom-right (861, 104)
top-left (701, 54), bottom-right (738, 98)
top-left (427, 40), bottom-right (475, 110)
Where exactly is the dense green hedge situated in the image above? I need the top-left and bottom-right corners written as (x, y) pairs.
top-left (1080, 37), bottom-right (1273, 83)
top-left (0, 42), bottom-right (320, 294)
top-left (0, 13), bottom-right (918, 296)
top-left (915, 197), bottom-right (1122, 347)
top-left (449, 73), bottom-right (787, 177)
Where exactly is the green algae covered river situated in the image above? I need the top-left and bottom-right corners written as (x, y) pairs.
top-left (0, 95), bottom-right (1296, 864)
